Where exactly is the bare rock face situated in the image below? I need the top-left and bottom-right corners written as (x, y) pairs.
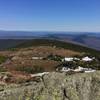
top-left (0, 72), bottom-right (100, 100)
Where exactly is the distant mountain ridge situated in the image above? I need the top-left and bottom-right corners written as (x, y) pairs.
top-left (0, 31), bottom-right (100, 50)
top-left (44, 33), bottom-right (100, 50)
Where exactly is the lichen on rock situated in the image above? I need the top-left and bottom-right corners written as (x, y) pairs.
top-left (0, 72), bottom-right (100, 100)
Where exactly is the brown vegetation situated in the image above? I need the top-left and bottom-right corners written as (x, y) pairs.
top-left (0, 46), bottom-right (80, 83)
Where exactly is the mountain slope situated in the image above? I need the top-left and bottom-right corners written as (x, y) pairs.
top-left (14, 39), bottom-right (100, 57)
top-left (45, 33), bottom-right (100, 50)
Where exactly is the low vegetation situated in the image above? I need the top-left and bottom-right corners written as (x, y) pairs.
top-left (14, 39), bottom-right (100, 57)
top-left (56, 55), bottom-right (100, 70)
top-left (46, 54), bottom-right (63, 61)
top-left (77, 60), bottom-right (100, 70)
top-left (0, 66), bottom-right (7, 72)
top-left (16, 66), bottom-right (44, 74)
top-left (0, 56), bottom-right (7, 64)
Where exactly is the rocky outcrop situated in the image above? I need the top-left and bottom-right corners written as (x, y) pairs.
top-left (0, 71), bottom-right (100, 100)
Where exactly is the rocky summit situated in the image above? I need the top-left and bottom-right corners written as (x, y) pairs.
top-left (0, 71), bottom-right (100, 100)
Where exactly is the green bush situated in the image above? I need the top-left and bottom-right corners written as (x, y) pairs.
top-left (0, 56), bottom-right (7, 64)
top-left (47, 54), bottom-right (63, 61)
top-left (57, 58), bottom-right (100, 70)
top-left (8, 48), bottom-right (17, 51)
top-left (76, 60), bottom-right (100, 70)
top-left (0, 66), bottom-right (7, 72)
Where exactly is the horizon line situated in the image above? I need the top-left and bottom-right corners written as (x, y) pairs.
top-left (0, 30), bottom-right (99, 33)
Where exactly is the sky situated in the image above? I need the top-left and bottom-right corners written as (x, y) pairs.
top-left (0, 0), bottom-right (100, 32)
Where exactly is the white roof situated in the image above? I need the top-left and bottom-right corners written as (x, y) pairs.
top-left (74, 66), bottom-right (96, 73)
top-left (85, 70), bottom-right (96, 73)
top-left (82, 56), bottom-right (93, 61)
top-left (61, 67), bottom-right (71, 72)
top-left (74, 58), bottom-right (80, 60)
top-left (74, 66), bottom-right (89, 72)
top-left (64, 57), bottom-right (73, 61)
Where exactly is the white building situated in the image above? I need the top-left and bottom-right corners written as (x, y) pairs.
top-left (61, 67), bottom-right (71, 72)
top-left (74, 66), bottom-right (86, 72)
top-left (62, 57), bottom-right (80, 62)
top-left (84, 70), bottom-right (96, 73)
top-left (82, 56), bottom-right (93, 62)
top-left (74, 66), bottom-right (96, 73)
top-left (74, 58), bottom-right (80, 61)
top-left (62, 57), bottom-right (74, 62)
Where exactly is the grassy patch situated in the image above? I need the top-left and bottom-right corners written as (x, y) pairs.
top-left (16, 66), bottom-right (44, 74)
top-left (0, 56), bottom-right (7, 64)
top-left (14, 39), bottom-right (100, 57)
top-left (0, 66), bottom-right (7, 72)
top-left (46, 54), bottom-right (63, 61)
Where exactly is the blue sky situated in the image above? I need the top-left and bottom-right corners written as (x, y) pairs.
top-left (0, 0), bottom-right (100, 32)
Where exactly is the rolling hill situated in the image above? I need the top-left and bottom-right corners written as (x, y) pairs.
top-left (12, 39), bottom-right (100, 57)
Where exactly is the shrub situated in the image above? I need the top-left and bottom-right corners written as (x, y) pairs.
top-left (47, 54), bottom-right (63, 61)
top-left (0, 56), bottom-right (7, 64)
top-left (0, 66), bottom-right (7, 72)
top-left (8, 48), bottom-right (17, 51)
